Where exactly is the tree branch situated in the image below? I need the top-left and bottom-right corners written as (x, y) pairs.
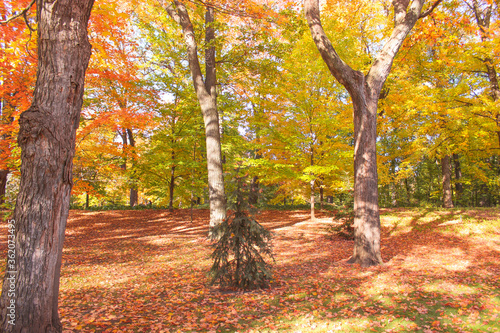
top-left (419, 0), bottom-right (444, 19)
top-left (0, 0), bottom-right (36, 26)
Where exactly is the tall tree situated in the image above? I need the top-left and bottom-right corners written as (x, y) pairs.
top-left (0, 0), bottom-right (95, 331)
top-left (0, 0), bottom-right (37, 206)
top-left (164, 1), bottom-right (227, 232)
top-left (466, 0), bottom-right (500, 146)
top-left (304, 0), bottom-right (441, 266)
top-left (441, 155), bottom-right (454, 208)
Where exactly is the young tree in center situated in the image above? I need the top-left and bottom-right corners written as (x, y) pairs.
top-left (164, 1), bottom-right (226, 232)
top-left (304, 0), bottom-right (442, 266)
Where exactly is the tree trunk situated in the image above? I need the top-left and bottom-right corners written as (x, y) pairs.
top-left (0, 1), bottom-right (94, 332)
top-left (310, 179), bottom-right (315, 221)
top-left (453, 153), bottom-right (463, 204)
top-left (404, 178), bottom-right (411, 206)
top-left (310, 148), bottom-right (315, 221)
top-left (85, 192), bottom-right (89, 209)
top-left (441, 155), bottom-right (454, 208)
top-left (0, 170), bottom-right (8, 205)
top-left (119, 128), bottom-right (127, 171)
top-left (249, 176), bottom-right (259, 206)
top-left (349, 89), bottom-right (383, 266)
top-left (166, 2), bottom-right (226, 233)
top-left (169, 150), bottom-right (175, 211)
top-left (126, 128), bottom-right (138, 207)
top-left (304, 0), bottom-right (428, 266)
top-left (319, 179), bottom-right (324, 210)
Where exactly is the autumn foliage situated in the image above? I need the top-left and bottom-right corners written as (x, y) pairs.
top-left (1, 208), bottom-right (498, 331)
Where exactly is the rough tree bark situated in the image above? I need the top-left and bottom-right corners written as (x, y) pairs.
top-left (304, 0), bottom-right (437, 266)
top-left (165, 1), bottom-right (226, 232)
top-left (0, 170), bottom-right (8, 205)
top-left (0, 1), bottom-right (95, 332)
top-left (441, 155), bottom-right (454, 208)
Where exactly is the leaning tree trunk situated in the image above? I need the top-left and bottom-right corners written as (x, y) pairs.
top-left (165, 2), bottom-right (226, 232)
top-left (0, 1), bottom-right (94, 332)
top-left (441, 155), bottom-right (454, 208)
top-left (0, 170), bottom-right (8, 205)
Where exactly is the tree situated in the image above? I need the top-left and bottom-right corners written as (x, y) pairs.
top-left (0, 0), bottom-right (37, 206)
top-left (83, 0), bottom-right (155, 207)
top-left (465, 0), bottom-right (500, 146)
top-left (0, 0), bottom-right (95, 331)
top-left (164, 1), bottom-right (227, 232)
top-left (304, 0), bottom-right (442, 266)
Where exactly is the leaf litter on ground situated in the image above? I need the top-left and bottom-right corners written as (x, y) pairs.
top-left (0, 207), bottom-right (498, 332)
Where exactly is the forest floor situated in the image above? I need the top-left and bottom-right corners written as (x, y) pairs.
top-left (0, 208), bottom-right (499, 332)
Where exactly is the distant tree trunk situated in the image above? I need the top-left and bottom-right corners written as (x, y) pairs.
top-left (126, 128), bottom-right (138, 207)
top-left (0, 170), bottom-right (8, 205)
top-left (248, 176), bottom-right (258, 205)
top-left (85, 192), bottom-right (89, 209)
top-left (169, 149), bottom-right (176, 211)
top-left (310, 180), bottom-right (315, 221)
top-left (310, 148), bottom-right (315, 221)
top-left (319, 178), bottom-right (324, 210)
top-left (0, 1), bottom-right (95, 332)
top-left (390, 159), bottom-right (398, 207)
top-left (441, 155), bottom-right (454, 208)
top-left (453, 154), bottom-right (463, 204)
top-left (119, 129), bottom-right (127, 170)
top-left (166, 2), bottom-right (226, 233)
top-left (404, 178), bottom-right (411, 206)
top-left (305, 0), bottom-right (430, 266)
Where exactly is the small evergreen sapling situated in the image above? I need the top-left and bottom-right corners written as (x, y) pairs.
top-left (327, 190), bottom-right (355, 239)
top-left (209, 174), bottom-right (274, 289)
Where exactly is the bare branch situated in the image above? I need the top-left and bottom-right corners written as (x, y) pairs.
top-left (0, 0), bottom-right (36, 25)
top-left (164, 1), bottom-right (181, 25)
top-left (419, 0), bottom-right (444, 19)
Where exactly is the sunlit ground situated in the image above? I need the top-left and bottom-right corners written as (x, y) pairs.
top-left (0, 208), bottom-right (499, 332)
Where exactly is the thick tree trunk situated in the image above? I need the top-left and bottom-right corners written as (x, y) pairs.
top-left (0, 170), bottom-right (8, 205)
top-left (441, 155), bottom-right (454, 208)
top-left (0, 1), bottom-right (94, 332)
top-left (348, 89), bottom-right (383, 266)
top-left (203, 6), bottom-right (226, 229)
top-left (166, 2), bottom-right (226, 233)
top-left (304, 0), bottom-right (428, 266)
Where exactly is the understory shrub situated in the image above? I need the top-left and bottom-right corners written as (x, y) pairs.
top-left (209, 172), bottom-right (274, 289)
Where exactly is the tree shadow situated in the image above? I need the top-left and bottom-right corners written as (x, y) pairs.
top-left (0, 208), bottom-right (497, 332)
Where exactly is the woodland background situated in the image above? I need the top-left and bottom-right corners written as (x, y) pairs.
top-left (1, 0), bottom-right (500, 211)
top-left (0, 1), bottom-right (499, 332)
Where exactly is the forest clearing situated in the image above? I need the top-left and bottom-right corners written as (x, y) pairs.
top-left (2, 0), bottom-right (500, 331)
top-left (1, 208), bottom-right (498, 332)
